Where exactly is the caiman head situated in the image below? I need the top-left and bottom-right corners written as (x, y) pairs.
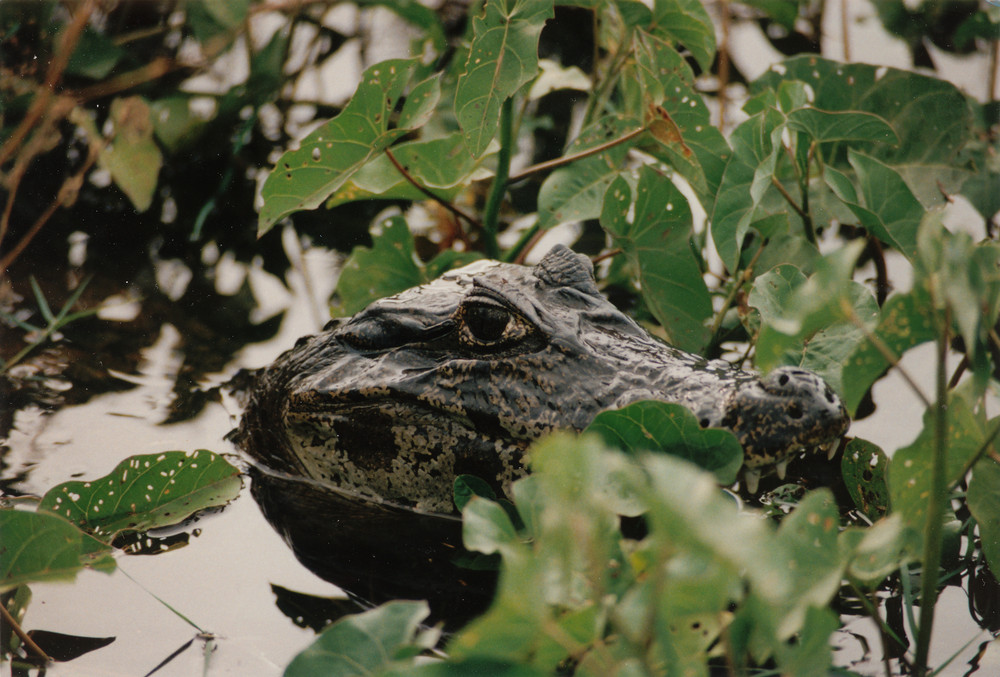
top-left (236, 245), bottom-right (849, 512)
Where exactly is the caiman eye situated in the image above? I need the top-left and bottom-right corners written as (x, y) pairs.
top-left (464, 304), bottom-right (510, 342)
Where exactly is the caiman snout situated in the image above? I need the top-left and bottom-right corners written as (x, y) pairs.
top-left (722, 366), bottom-right (850, 485)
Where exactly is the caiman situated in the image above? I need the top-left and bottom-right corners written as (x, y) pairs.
top-left (236, 245), bottom-right (849, 513)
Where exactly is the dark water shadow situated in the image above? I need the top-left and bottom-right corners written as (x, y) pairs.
top-left (246, 461), bottom-right (497, 632)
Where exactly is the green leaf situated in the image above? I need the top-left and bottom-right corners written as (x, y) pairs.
top-left (968, 456), bottom-right (1000, 577)
top-left (586, 401), bottom-right (743, 484)
top-left (888, 397), bottom-right (983, 532)
top-left (735, 0), bottom-right (800, 29)
top-left (462, 496), bottom-right (520, 558)
top-left (842, 149), bottom-right (925, 261)
top-left (454, 475), bottom-right (497, 512)
top-left (649, 0), bottom-right (716, 73)
top-left (754, 56), bottom-right (972, 207)
top-left (840, 438), bottom-right (890, 519)
top-left (454, 0), bottom-right (554, 157)
top-left (535, 115), bottom-right (636, 230)
top-left (0, 510), bottom-right (115, 593)
top-left (773, 605), bottom-right (839, 677)
top-left (284, 600), bottom-right (435, 677)
top-left (785, 108), bottom-right (899, 145)
top-left (601, 167), bottom-right (712, 352)
top-left (840, 288), bottom-right (937, 416)
top-left (710, 107), bottom-right (786, 273)
top-left (326, 133), bottom-right (481, 209)
top-left (204, 0), bottom-right (251, 28)
top-left (258, 59), bottom-right (430, 234)
top-left (752, 243), bottom-right (875, 391)
top-left (66, 28), bottom-right (127, 79)
top-left (101, 97), bottom-right (163, 212)
top-left (630, 31), bottom-right (730, 203)
top-left (150, 96), bottom-right (209, 153)
top-left (38, 450), bottom-right (241, 540)
top-left (356, 0), bottom-right (448, 55)
top-left (333, 217), bottom-right (425, 316)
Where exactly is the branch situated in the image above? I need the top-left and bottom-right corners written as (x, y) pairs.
top-left (508, 127), bottom-right (644, 183)
top-left (384, 147), bottom-right (484, 231)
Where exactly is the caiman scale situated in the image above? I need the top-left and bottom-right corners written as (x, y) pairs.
top-left (236, 245), bottom-right (849, 512)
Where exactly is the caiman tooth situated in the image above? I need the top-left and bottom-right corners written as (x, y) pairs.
top-left (826, 441), bottom-right (838, 460)
top-left (775, 458), bottom-right (789, 480)
top-left (743, 468), bottom-right (761, 494)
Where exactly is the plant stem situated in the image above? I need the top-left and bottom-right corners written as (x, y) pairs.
top-left (507, 127), bottom-right (645, 183)
top-left (0, 602), bottom-right (51, 663)
top-left (384, 147), bottom-right (484, 231)
top-left (481, 97), bottom-right (514, 259)
top-left (913, 300), bottom-right (950, 676)
top-left (771, 176), bottom-right (815, 244)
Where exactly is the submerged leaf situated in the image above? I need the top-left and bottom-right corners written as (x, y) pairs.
top-left (38, 450), bottom-right (241, 540)
top-left (0, 510), bottom-right (115, 593)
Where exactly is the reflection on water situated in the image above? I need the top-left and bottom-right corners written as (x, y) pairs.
top-left (247, 460), bottom-right (496, 630)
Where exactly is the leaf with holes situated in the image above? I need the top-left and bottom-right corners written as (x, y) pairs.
top-left (38, 450), bottom-right (242, 540)
top-left (258, 59), bottom-right (436, 234)
top-left (0, 510), bottom-right (115, 593)
top-left (536, 115), bottom-right (637, 230)
top-left (841, 438), bottom-right (890, 519)
top-left (586, 401), bottom-right (743, 484)
top-left (840, 287), bottom-right (937, 416)
top-left (454, 0), bottom-right (553, 157)
top-left (601, 166), bottom-right (712, 352)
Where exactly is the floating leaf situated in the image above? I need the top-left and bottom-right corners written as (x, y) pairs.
top-left (284, 600), bottom-right (436, 677)
top-left (601, 166), bottom-right (712, 351)
top-left (586, 401), bottom-right (743, 484)
top-left (38, 450), bottom-right (241, 540)
top-left (258, 59), bottom-right (434, 234)
top-left (0, 510), bottom-right (115, 593)
top-left (454, 0), bottom-right (553, 157)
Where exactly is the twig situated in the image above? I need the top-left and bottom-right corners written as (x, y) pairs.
top-left (0, 602), bottom-right (51, 663)
top-left (841, 0), bottom-right (852, 62)
top-left (709, 241), bottom-right (764, 344)
top-left (384, 147), bottom-right (484, 231)
top-left (590, 248), bottom-right (622, 265)
top-left (771, 176), bottom-right (815, 243)
top-left (0, 0), bottom-right (95, 167)
top-left (507, 127), bottom-right (645, 183)
top-left (842, 299), bottom-right (933, 409)
top-left (717, 0), bottom-right (731, 132)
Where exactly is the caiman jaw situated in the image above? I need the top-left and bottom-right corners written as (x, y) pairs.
top-left (723, 366), bottom-right (850, 493)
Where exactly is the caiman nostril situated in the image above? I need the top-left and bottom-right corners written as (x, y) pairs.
top-left (787, 402), bottom-right (804, 419)
top-left (778, 373), bottom-right (790, 386)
